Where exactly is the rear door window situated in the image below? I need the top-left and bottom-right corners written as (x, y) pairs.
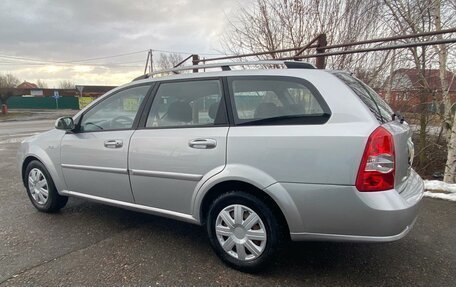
top-left (145, 79), bottom-right (226, 128)
top-left (228, 77), bottom-right (330, 125)
top-left (332, 72), bottom-right (393, 123)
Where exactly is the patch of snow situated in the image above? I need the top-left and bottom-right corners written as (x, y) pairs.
top-left (424, 180), bottom-right (456, 202)
top-left (424, 191), bottom-right (456, 202)
top-left (424, 180), bottom-right (456, 193)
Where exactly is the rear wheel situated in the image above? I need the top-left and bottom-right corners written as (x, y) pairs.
top-left (25, 160), bottom-right (68, 212)
top-left (206, 191), bottom-right (280, 272)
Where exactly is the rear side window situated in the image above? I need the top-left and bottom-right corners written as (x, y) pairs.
top-left (229, 77), bottom-right (330, 125)
top-left (333, 72), bottom-right (393, 123)
top-left (145, 80), bottom-right (226, 128)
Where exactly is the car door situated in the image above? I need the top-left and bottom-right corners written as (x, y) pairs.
top-left (129, 79), bottom-right (229, 214)
top-left (60, 84), bottom-right (152, 202)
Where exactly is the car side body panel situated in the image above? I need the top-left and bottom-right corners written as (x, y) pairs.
top-left (60, 130), bottom-right (136, 202)
top-left (191, 163), bottom-right (283, 222)
top-left (224, 123), bottom-right (373, 185)
top-left (129, 127), bottom-right (229, 215)
top-left (281, 169), bottom-right (423, 240)
top-left (18, 129), bottom-right (67, 192)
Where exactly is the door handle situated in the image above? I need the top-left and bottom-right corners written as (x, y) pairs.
top-left (104, 139), bottom-right (123, 148)
top-left (188, 138), bottom-right (217, 149)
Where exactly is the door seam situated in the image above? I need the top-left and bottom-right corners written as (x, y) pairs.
top-left (126, 130), bottom-right (137, 203)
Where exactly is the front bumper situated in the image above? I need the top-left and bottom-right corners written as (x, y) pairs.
top-left (265, 169), bottom-right (424, 242)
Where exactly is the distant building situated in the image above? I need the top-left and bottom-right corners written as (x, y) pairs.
top-left (0, 84), bottom-right (117, 110)
top-left (17, 81), bottom-right (38, 89)
top-left (380, 69), bottom-right (456, 113)
top-left (75, 85), bottom-right (118, 109)
top-left (75, 85), bottom-right (117, 98)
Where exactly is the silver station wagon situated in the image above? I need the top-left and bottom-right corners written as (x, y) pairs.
top-left (18, 61), bottom-right (424, 271)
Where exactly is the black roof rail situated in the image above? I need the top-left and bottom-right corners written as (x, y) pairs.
top-left (283, 61), bottom-right (316, 69)
top-left (132, 60), bottom-right (317, 81)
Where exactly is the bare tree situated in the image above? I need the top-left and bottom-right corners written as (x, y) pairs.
top-left (0, 73), bottom-right (20, 88)
top-left (383, 0), bottom-right (435, 169)
top-left (383, 0), bottom-right (455, 180)
top-left (36, 79), bottom-right (48, 89)
top-left (156, 53), bottom-right (184, 70)
top-left (221, 0), bottom-right (391, 81)
top-left (0, 73), bottom-right (20, 109)
top-left (58, 80), bottom-right (75, 89)
top-left (428, 0), bottom-right (456, 182)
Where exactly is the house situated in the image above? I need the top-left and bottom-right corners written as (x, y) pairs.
top-left (379, 69), bottom-right (456, 113)
top-left (17, 81), bottom-right (38, 89)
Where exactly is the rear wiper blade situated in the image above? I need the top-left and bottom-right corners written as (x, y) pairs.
top-left (392, 112), bottom-right (405, 123)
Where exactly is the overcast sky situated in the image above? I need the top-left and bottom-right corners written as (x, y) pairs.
top-left (0, 0), bottom-right (247, 87)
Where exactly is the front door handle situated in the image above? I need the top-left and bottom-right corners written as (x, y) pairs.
top-left (188, 138), bottom-right (217, 149)
top-left (104, 139), bottom-right (123, 148)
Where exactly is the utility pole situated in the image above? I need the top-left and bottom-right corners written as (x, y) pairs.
top-left (150, 49), bottom-right (154, 74)
top-left (192, 54), bottom-right (200, 73)
top-left (144, 49), bottom-right (154, 74)
top-left (316, 34), bottom-right (327, 69)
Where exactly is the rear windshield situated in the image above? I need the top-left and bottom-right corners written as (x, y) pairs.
top-left (332, 72), bottom-right (393, 123)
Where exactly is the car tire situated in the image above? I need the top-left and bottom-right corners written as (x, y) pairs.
top-left (207, 191), bottom-right (280, 272)
top-left (25, 160), bottom-right (68, 213)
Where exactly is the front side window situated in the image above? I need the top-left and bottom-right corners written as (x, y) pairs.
top-left (146, 80), bottom-right (225, 128)
top-left (80, 85), bottom-right (149, 132)
top-left (230, 77), bottom-right (330, 125)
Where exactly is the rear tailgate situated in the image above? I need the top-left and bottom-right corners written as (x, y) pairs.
top-left (383, 121), bottom-right (414, 192)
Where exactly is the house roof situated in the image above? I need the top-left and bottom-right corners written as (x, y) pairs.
top-left (391, 68), bottom-right (456, 92)
top-left (17, 81), bottom-right (38, 89)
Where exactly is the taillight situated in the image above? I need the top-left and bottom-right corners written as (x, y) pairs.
top-left (356, 126), bottom-right (395, 192)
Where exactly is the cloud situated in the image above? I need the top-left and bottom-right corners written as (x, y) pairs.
top-left (0, 0), bottom-right (245, 86)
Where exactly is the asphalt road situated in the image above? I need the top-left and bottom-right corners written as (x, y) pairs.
top-left (0, 119), bottom-right (454, 286)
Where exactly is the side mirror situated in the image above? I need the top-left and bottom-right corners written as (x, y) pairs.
top-left (55, 117), bottom-right (75, 131)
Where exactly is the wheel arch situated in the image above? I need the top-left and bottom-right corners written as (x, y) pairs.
top-left (21, 151), bottom-right (66, 193)
top-left (21, 155), bottom-right (42, 185)
top-left (198, 180), bottom-right (291, 238)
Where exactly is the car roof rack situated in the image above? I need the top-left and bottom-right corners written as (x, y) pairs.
top-left (132, 60), bottom-right (316, 81)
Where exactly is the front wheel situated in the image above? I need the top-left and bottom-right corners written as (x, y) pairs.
top-left (25, 160), bottom-right (68, 213)
top-left (206, 191), bottom-right (280, 272)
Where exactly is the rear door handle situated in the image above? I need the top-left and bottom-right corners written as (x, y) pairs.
top-left (188, 138), bottom-right (217, 149)
top-left (104, 139), bottom-right (123, 148)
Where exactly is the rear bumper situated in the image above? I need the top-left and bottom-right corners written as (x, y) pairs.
top-left (290, 218), bottom-right (416, 242)
top-left (265, 169), bottom-right (424, 242)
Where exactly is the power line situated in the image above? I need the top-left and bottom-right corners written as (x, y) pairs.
top-left (56, 50), bottom-right (149, 63)
top-left (151, 48), bottom-right (227, 56)
top-left (0, 61), bottom-right (143, 68)
top-left (0, 49), bottom-right (149, 64)
top-left (0, 48), bottom-right (232, 68)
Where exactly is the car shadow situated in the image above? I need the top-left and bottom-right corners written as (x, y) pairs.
top-left (60, 199), bottom-right (425, 285)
